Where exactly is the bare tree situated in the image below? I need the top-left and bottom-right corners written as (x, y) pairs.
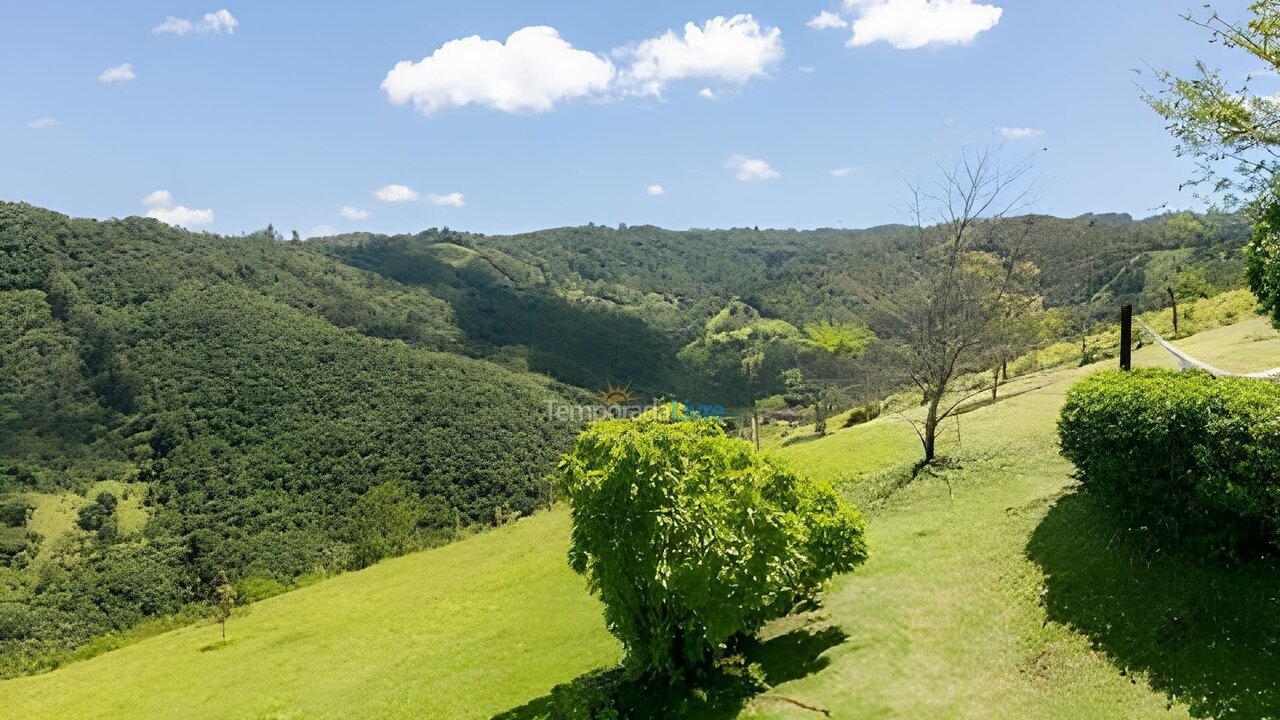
top-left (880, 148), bottom-right (1042, 465)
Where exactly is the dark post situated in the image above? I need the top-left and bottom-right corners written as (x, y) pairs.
top-left (1120, 304), bottom-right (1132, 371)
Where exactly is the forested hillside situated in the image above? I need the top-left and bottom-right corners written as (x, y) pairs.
top-left (0, 200), bottom-right (1253, 677)
top-left (314, 211), bottom-right (1249, 394)
top-left (0, 202), bottom-right (576, 674)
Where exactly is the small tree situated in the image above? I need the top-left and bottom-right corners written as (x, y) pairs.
top-left (557, 406), bottom-right (867, 680)
top-left (214, 571), bottom-right (237, 641)
top-left (782, 367), bottom-right (820, 430)
top-left (880, 148), bottom-right (1041, 464)
top-left (348, 482), bottom-right (425, 568)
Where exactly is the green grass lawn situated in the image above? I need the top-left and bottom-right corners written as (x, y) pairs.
top-left (2, 317), bottom-right (1277, 719)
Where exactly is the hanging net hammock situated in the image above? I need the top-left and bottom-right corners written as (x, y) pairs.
top-left (1136, 318), bottom-right (1280, 380)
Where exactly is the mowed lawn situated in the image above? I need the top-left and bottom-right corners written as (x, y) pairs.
top-left (2, 317), bottom-right (1277, 719)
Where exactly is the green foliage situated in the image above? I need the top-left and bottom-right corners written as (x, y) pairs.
top-left (0, 202), bottom-right (575, 669)
top-left (556, 408), bottom-right (868, 678)
top-left (1248, 182), bottom-right (1280, 326)
top-left (75, 492), bottom-right (118, 541)
top-left (348, 482), bottom-right (427, 568)
top-left (1143, 2), bottom-right (1280, 202)
top-left (842, 402), bottom-right (882, 428)
top-left (214, 571), bottom-right (237, 640)
top-left (678, 301), bottom-right (802, 406)
top-left (1058, 369), bottom-right (1280, 558)
top-left (803, 320), bottom-right (875, 356)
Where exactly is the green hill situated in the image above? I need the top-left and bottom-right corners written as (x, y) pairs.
top-left (0, 202), bottom-right (578, 672)
top-left (5, 315), bottom-right (1275, 719)
top-left (311, 213), bottom-right (1249, 396)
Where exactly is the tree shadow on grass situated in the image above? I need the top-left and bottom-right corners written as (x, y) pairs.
top-left (492, 624), bottom-right (847, 720)
top-left (1027, 492), bottom-right (1280, 719)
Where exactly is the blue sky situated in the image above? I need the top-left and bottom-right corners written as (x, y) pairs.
top-left (0, 1), bottom-right (1260, 236)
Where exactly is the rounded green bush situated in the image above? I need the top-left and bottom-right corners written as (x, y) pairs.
top-left (556, 406), bottom-right (868, 679)
top-left (1058, 368), bottom-right (1280, 558)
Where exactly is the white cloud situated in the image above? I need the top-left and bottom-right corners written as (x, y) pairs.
top-left (142, 190), bottom-right (173, 208)
top-left (340, 206), bottom-right (370, 220)
top-left (375, 184), bottom-right (420, 202)
top-left (26, 118), bottom-right (56, 130)
top-left (843, 0), bottom-right (1002, 50)
top-left (382, 26), bottom-right (616, 116)
top-left (698, 87), bottom-right (717, 100)
top-left (727, 154), bottom-right (780, 182)
top-left (997, 126), bottom-right (1044, 140)
top-left (142, 190), bottom-right (213, 228)
top-left (382, 15), bottom-right (782, 116)
top-left (616, 15), bottom-right (784, 98)
top-left (427, 192), bottom-right (466, 207)
top-left (807, 11), bottom-right (849, 30)
top-left (153, 9), bottom-right (238, 35)
top-left (829, 166), bottom-right (856, 177)
top-left (99, 63), bottom-right (136, 83)
top-left (646, 184), bottom-right (666, 196)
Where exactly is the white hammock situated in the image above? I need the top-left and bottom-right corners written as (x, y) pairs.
top-left (1136, 319), bottom-right (1280, 380)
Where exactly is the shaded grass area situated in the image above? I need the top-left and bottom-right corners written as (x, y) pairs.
top-left (1029, 492), bottom-right (1280, 719)
top-left (493, 624), bottom-right (848, 720)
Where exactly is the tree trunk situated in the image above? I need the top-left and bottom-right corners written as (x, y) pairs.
top-left (1167, 287), bottom-right (1179, 336)
top-left (922, 394), bottom-right (941, 464)
top-left (992, 366), bottom-right (1000, 401)
top-left (221, 618), bottom-right (226, 641)
top-left (751, 408), bottom-right (760, 452)
top-left (1002, 359), bottom-right (1008, 381)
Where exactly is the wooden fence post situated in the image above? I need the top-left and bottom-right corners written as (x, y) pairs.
top-left (1120, 304), bottom-right (1132, 371)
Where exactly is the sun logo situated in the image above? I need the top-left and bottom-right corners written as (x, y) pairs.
top-left (595, 381), bottom-right (638, 406)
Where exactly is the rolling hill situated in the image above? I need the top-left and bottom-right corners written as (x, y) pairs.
top-left (5, 313), bottom-right (1275, 719)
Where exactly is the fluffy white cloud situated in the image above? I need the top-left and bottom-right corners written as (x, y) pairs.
top-left (616, 15), bottom-right (783, 98)
top-left (646, 184), bottom-right (666, 196)
top-left (340, 206), bottom-right (370, 220)
top-left (427, 192), bottom-right (466, 207)
top-left (26, 118), bottom-right (56, 130)
top-left (843, 0), bottom-right (1002, 49)
top-left (698, 87), bottom-right (717, 100)
top-left (382, 26), bottom-right (616, 116)
top-left (99, 63), bottom-right (136, 83)
top-left (829, 166), bottom-right (856, 177)
top-left (142, 190), bottom-right (213, 228)
top-left (807, 11), bottom-right (848, 30)
top-left (383, 15), bottom-right (782, 116)
top-left (997, 126), bottom-right (1044, 140)
top-left (374, 184), bottom-right (420, 202)
top-left (153, 9), bottom-right (238, 35)
top-left (727, 155), bottom-right (780, 182)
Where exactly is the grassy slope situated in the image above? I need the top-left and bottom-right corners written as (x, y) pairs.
top-left (2, 317), bottom-right (1277, 719)
top-left (0, 513), bottom-right (621, 720)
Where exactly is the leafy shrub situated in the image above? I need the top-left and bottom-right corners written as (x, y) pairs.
top-left (0, 499), bottom-right (32, 528)
top-left (556, 407), bottom-right (867, 679)
top-left (842, 402), bottom-right (882, 428)
top-left (1059, 369), bottom-right (1280, 558)
top-left (232, 576), bottom-right (288, 604)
